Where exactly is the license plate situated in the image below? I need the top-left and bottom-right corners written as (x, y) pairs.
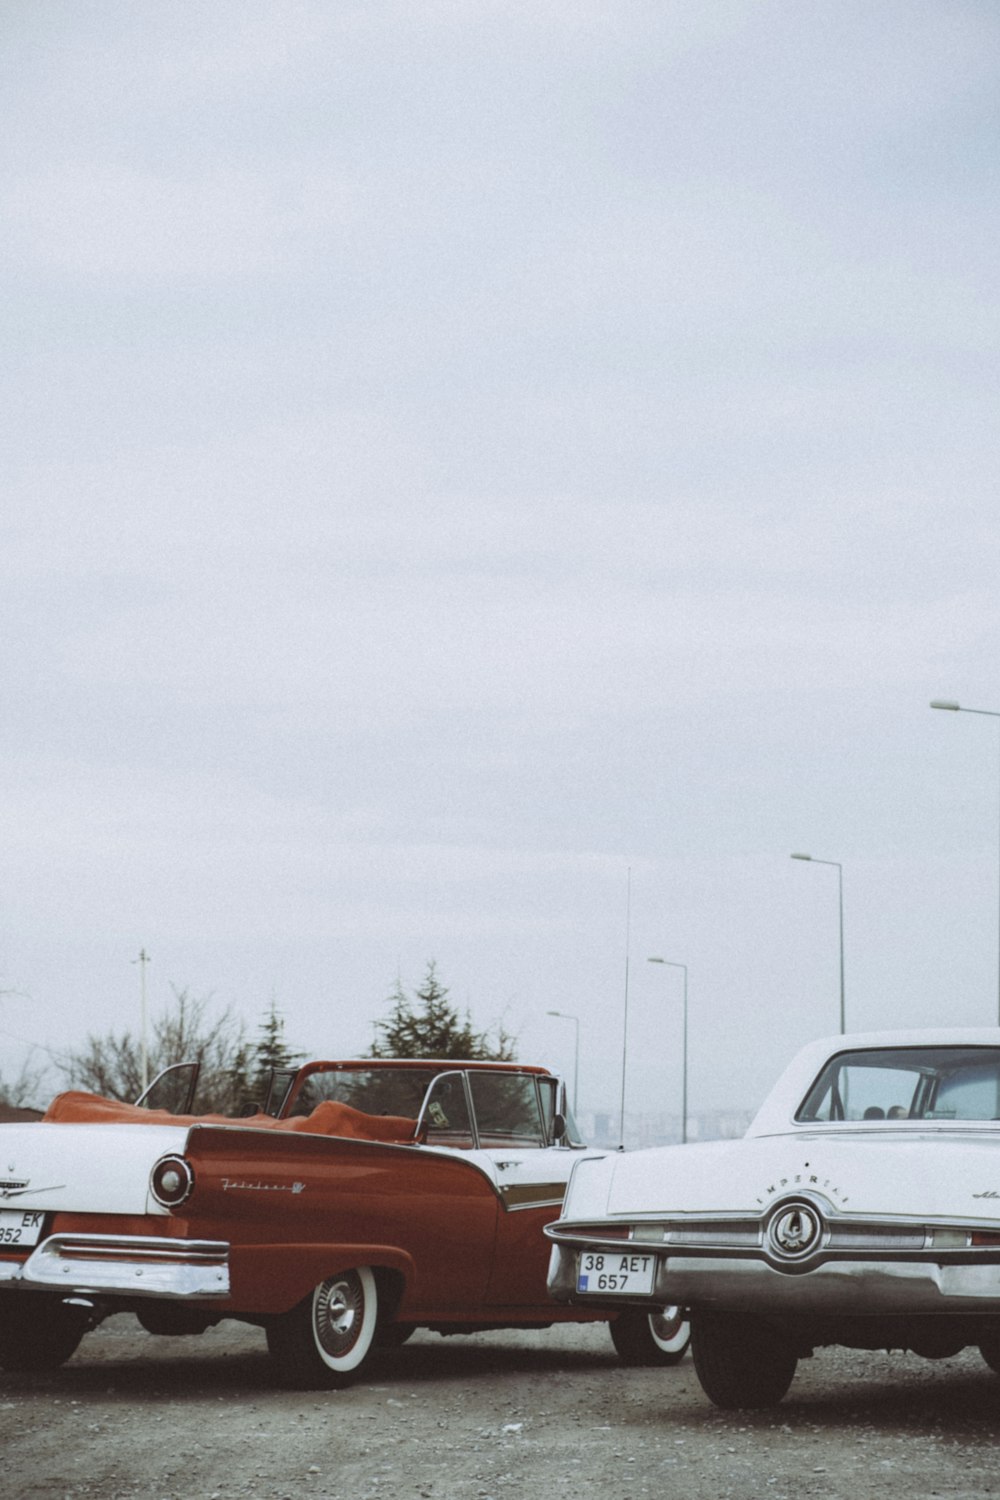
top-left (576, 1249), bottom-right (656, 1295)
top-left (0, 1209), bottom-right (45, 1248)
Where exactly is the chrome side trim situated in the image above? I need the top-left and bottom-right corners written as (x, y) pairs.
top-left (0, 1234), bottom-right (230, 1299)
top-left (498, 1181), bottom-right (567, 1212)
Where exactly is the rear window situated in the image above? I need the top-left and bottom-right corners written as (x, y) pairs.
top-left (796, 1046), bottom-right (1000, 1123)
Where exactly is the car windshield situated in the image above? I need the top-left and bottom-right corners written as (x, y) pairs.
top-left (796, 1046), bottom-right (1000, 1123)
top-left (283, 1065), bottom-right (576, 1147)
top-left (287, 1067), bottom-right (443, 1120)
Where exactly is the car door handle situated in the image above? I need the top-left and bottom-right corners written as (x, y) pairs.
top-left (496, 1160), bottom-right (523, 1170)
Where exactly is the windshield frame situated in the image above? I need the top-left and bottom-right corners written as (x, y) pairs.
top-left (278, 1060), bottom-right (581, 1147)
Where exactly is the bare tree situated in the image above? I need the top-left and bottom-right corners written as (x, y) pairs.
top-left (57, 988), bottom-right (252, 1114)
top-left (0, 979), bottom-right (52, 1110)
top-left (0, 1051), bottom-right (50, 1111)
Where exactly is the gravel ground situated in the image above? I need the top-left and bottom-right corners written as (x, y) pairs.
top-left (3, 1318), bottom-right (1000, 1500)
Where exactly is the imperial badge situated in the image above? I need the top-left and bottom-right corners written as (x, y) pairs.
top-left (765, 1198), bottom-right (824, 1265)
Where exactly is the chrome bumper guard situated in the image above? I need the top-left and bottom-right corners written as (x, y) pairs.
top-left (0, 1234), bottom-right (230, 1299)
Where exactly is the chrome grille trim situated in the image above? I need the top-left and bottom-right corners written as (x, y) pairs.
top-left (663, 1224), bottom-right (761, 1248)
top-left (828, 1227), bottom-right (926, 1251)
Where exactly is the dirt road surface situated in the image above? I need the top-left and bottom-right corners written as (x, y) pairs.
top-left (3, 1318), bottom-right (1000, 1500)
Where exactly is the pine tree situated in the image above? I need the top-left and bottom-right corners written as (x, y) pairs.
top-left (250, 1000), bottom-right (301, 1100)
top-left (370, 962), bottom-right (516, 1061)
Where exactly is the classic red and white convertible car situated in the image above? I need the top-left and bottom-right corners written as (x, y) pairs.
top-left (0, 1057), bottom-right (688, 1386)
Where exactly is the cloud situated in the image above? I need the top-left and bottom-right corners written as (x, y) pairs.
top-left (5, 162), bottom-right (358, 281)
top-left (3, 1), bottom-right (1000, 1113)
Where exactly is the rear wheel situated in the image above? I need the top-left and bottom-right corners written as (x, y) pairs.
top-left (0, 1295), bottom-right (89, 1372)
top-left (691, 1311), bottom-right (798, 1409)
top-left (610, 1307), bottom-right (690, 1366)
top-left (266, 1268), bottom-right (380, 1389)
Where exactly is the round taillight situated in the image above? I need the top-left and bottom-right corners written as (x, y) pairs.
top-left (150, 1154), bottom-right (194, 1208)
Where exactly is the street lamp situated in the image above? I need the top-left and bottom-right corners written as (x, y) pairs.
top-left (791, 854), bottom-right (845, 1034)
top-left (931, 699), bottom-right (1000, 1025)
top-left (546, 1010), bottom-right (580, 1115)
top-left (647, 958), bottom-right (688, 1144)
top-left (132, 948), bottom-right (151, 1093)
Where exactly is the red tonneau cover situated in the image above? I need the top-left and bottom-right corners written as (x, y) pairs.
top-left (42, 1091), bottom-right (418, 1143)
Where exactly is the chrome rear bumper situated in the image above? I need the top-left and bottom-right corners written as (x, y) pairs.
top-left (0, 1234), bottom-right (230, 1299)
top-left (547, 1243), bottom-right (1000, 1316)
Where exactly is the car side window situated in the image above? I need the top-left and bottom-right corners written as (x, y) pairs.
top-left (136, 1061), bottom-right (200, 1114)
top-left (419, 1074), bottom-right (475, 1147)
top-left (468, 1074), bottom-right (545, 1148)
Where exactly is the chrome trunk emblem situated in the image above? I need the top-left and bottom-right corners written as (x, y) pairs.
top-left (765, 1197), bottom-right (824, 1266)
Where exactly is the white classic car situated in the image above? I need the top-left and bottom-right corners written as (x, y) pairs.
top-left (546, 1029), bottom-right (1000, 1408)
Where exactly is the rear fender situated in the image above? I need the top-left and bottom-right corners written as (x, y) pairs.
top-left (228, 1242), bottom-right (415, 1315)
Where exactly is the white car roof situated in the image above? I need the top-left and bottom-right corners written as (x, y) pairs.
top-left (747, 1028), bottom-right (1000, 1137)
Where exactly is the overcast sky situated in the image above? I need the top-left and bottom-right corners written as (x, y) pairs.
top-left (3, 1), bottom-right (999, 1122)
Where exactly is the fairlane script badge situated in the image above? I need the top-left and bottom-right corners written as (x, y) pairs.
top-left (221, 1179), bottom-right (306, 1194)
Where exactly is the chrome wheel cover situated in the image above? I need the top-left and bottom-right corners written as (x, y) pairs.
top-left (649, 1306), bottom-right (689, 1352)
top-left (314, 1274), bottom-right (365, 1359)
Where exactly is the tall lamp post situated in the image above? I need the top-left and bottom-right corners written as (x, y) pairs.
top-left (132, 947), bottom-right (151, 1093)
top-left (546, 1009), bottom-right (580, 1116)
top-left (791, 854), bottom-right (845, 1034)
top-left (931, 699), bottom-right (1000, 1026)
top-left (647, 958), bottom-right (688, 1144)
